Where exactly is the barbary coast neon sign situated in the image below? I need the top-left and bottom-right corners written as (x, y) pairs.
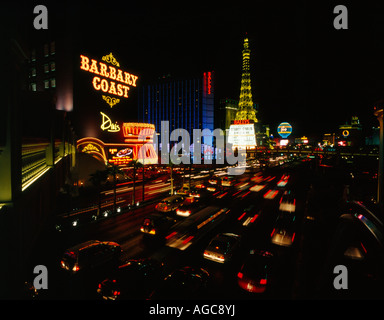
top-left (80, 53), bottom-right (138, 106)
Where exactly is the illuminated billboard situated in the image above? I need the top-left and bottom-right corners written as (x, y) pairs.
top-left (227, 120), bottom-right (256, 149)
top-left (77, 122), bottom-right (158, 166)
top-left (74, 52), bottom-right (140, 144)
top-left (277, 122), bottom-right (292, 138)
top-left (80, 53), bottom-right (138, 105)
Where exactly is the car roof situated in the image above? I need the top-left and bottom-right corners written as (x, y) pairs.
top-left (65, 240), bottom-right (119, 253)
top-left (162, 195), bottom-right (183, 201)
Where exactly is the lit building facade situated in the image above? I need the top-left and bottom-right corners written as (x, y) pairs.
top-left (138, 72), bottom-right (215, 153)
top-left (337, 116), bottom-right (363, 148)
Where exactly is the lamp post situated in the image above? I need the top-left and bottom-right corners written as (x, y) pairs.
top-left (374, 107), bottom-right (383, 209)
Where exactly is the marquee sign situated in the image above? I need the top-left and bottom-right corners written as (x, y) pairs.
top-left (80, 53), bottom-right (139, 108)
top-left (227, 123), bottom-right (257, 149)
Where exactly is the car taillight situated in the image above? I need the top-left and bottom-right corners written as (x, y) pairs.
top-left (237, 272), bottom-right (243, 279)
top-left (60, 260), bottom-right (65, 268)
top-left (72, 263), bottom-right (80, 272)
top-left (113, 291), bottom-right (120, 296)
top-left (259, 279), bottom-right (267, 285)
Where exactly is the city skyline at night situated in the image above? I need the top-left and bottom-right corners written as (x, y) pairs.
top-left (12, 1), bottom-right (384, 139)
top-left (1, 1), bottom-right (383, 305)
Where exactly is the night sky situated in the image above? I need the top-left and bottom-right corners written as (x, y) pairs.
top-left (11, 1), bottom-right (384, 140)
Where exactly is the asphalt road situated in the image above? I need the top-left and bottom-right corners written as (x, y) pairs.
top-left (18, 157), bottom-right (384, 300)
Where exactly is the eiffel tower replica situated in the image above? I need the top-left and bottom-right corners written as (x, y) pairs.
top-left (235, 37), bottom-right (258, 123)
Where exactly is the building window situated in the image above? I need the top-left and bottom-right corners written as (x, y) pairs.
top-left (44, 44), bottom-right (49, 57)
top-left (31, 68), bottom-right (36, 77)
top-left (50, 61), bottom-right (55, 72)
top-left (50, 41), bottom-right (55, 55)
top-left (31, 83), bottom-right (36, 91)
top-left (44, 64), bottom-right (49, 73)
top-left (50, 78), bottom-right (56, 88)
top-left (44, 79), bottom-right (49, 89)
top-left (31, 49), bottom-right (36, 62)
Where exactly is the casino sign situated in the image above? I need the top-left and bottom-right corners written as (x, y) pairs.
top-left (277, 122), bottom-right (293, 139)
top-left (80, 53), bottom-right (138, 108)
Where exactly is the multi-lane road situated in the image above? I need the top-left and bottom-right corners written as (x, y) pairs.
top-left (21, 157), bottom-right (384, 300)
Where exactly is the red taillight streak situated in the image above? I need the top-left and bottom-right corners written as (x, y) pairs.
top-left (165, 231), bottom-right (177, 240)
top-left (238, 212), bottom-right (246, 221)
top-left (241, 191), bottom-right (251, 198)
top-left (250, 214), bottom-right (259, 223)
top-left (233, 190), bottom-right (242, 197)
top-left (291, 233), bottom-right (296, 242)
top-left (271, 228), bottom-right (275, 237)
top-left (360, 242), bottom-right (367, 254)
top-left (264, 190), bottom-right (272, 198)
top-left (182, 235), bottom-right (194, 244)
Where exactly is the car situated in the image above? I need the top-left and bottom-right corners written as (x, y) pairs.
top-left (176, 197), bottom-right (204, 217)
top-left (203, 233), bottom-right (241, 263)
top-left (237, 250), bottom-right (274, 293)
top-left (221, 176), bottom-right (235, 187)
top-left (155, 195), bottom-right (184, 213)
top-left (271, 212), bottom-right (297, 247)
top-left (276, 174), bottom-right (290, 188)
top-left (149, 266), bottom-right (210, 299)
top-left (189, 187), bottom-right (209, 200)
top-left (279, 190), bottom-right (296, 213)
top-left (236, 204), bottom-right (261, 227)
top-left (140, 213), bottom-right (176, 238)
top-left (97, 258), bottom-right (165, 300)
top-left (60, 240), bottom-right (122, 273)
top-left (176, 185), bottom-right (190, 195)
top-left (208, 177), bottom-right (220, 185)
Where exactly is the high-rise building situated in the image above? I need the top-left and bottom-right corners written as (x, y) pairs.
top-left (138, 72), bottom-right (215, 149)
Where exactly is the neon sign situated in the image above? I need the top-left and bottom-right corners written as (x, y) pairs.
top-left (100, 112), bottom-right (120, 132)
top-left (204, 71), bottom-right (213, 95)
top-left (80, 53), bottom-right (138, 106)
top-left (207, 71), bottom-right (212, 95)
top-left (277, 122), bottom-right (292, 139)
top-left (234, 119), bottom-right (250, 125)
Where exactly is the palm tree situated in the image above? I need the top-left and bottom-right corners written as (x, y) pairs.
top-left (128, 159), bottom-right (143, 206)
top-left (89, 169), bottom-right (108, 217)
top-left (106, 163), bottom-right (125, 213)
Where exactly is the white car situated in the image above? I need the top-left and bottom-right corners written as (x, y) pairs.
top-left (203, 233), bottom-right (241, 263)
top-left (279, 190), bottom-right (296, 213)
top-left (271, 212), bottom-right (296, 247)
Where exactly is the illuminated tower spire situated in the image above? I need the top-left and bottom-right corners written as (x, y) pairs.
top-left (235, 37), bottom-right (258, 122)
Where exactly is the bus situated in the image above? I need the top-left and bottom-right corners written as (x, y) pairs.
top-left (165, 206), bottom-right (230, 250)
